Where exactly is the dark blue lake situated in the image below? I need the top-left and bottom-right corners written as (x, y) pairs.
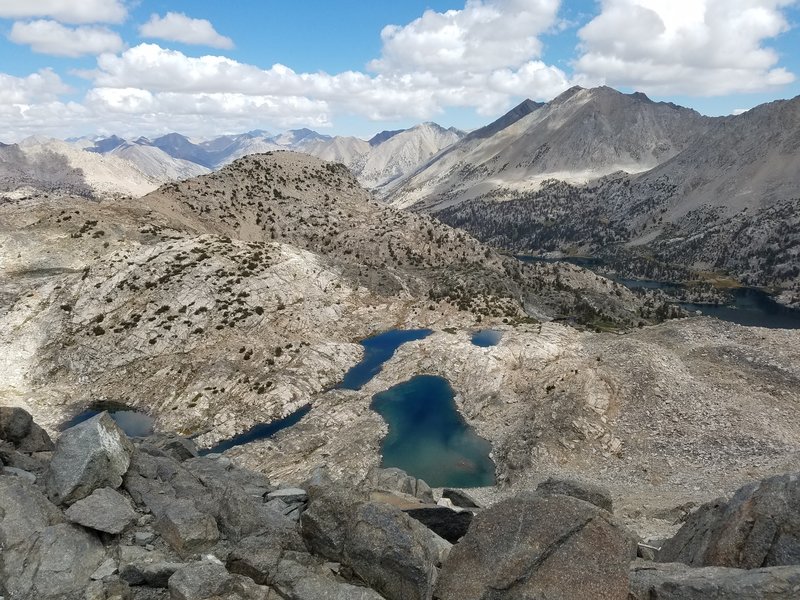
top-left (518, 255), bottom-right (800, 329)
top-left (61, 402), bottom-right (155, 437)
top-left (201, 404), bottom-right (311, 455)
top-left (371, 375), bottom-right (496, 488)
top-left (338, 328), bottom-right (433, 390)
top-left (471, 329), bottom-right (503, 347)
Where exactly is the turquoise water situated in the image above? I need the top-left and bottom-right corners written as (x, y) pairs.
top-left (371, 375), bottom-right (496, 488)
top-left (471, 329), bottom-right (503, 347)
top-left (339, 328), bottom-right (433, 390)
top-left (61, 402), bottom-right (154, 437)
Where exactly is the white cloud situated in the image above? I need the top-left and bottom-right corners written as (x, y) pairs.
top-left (575, 0), bottom-right (797, 95)
top-left (10, 20), bottom-right (124, 57)
top-left (0, 69), bottom-right (70, 104)
top-left (371, 0), bottom-right (561, 76)
top-left (139, 12), bottom-right (234, 49)
top-left (0, 0), bottom-right (127, 24)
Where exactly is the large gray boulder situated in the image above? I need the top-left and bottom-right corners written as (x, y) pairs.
top-left (536, 476), bottom-right (614, 512)
top-left (630, 559), bottom-right (800, 599)
top-left (65, 487), bottom-right (138, 534)
top-left (301, 477), bottom-right (366, 561)
top-left (0, 406), bottom-right (53, 452)
top-left (435, 492), bottom-right (634, 600)
top-left (46, 412), bottom-right (134, 506)
top-left (6, 523), bottom-right (106, 600)
top-left (659, 472), bottom-right (800, 568)
top-left (155, 499), bottom-right (220, 557)
top-left (344, 501), bottom-right (444, 600)
top-left (167, 560), bottom-right (235, 600)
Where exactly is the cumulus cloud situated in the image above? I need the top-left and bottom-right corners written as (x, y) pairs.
top-left (10, 20), bottom-right (124, 57)
top-left (575, 0), bottom-right (796, 95)
top-left (139, 12), bottom-right (234, 49)
top-left (0, 0), bottom-right (127, 24)
top-left (0, 69), bottom-right (70, 104)
top-left (371, 0), bottom-right (560, 75)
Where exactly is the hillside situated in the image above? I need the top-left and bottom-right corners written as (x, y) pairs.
top-left (1, 138), bottom-right (160, 198)
top-left (387, 87), bottom-right (712, 211)
top-left (0, 151), bottom-right (662, 451)
top-left (1, 152), bottom-right (798, 554)
top-left (435, 94), bottom-right (800, 305)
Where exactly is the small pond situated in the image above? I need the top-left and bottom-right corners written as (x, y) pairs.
top-left (61, 401), bottom-right (155, 437)
top-left (370, 374), bottom-right (496, 488)
top-left (338, 328), bottom-right (433, 390)
top-left (471, 329), bottom-right (503, 347)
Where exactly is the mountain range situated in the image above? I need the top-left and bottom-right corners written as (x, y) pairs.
top-left (2, 85), bottom-right (799, 303)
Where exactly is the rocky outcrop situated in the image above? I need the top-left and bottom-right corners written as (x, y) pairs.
top-left (435, 492), bottom-right (635, 600)
top-left (5, 407), bottom-right (800, 599)
top-left (659, 472), bottom-right (800, 568)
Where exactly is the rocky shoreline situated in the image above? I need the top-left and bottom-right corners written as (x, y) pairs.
top-left (3, 407), bottom-right (800, 599)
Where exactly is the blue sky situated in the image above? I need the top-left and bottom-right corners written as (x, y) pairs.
top-left (1, 0), bottom-right (799, 141)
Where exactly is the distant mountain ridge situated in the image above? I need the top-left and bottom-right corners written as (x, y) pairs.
top-left (386, 86), bottom-right (714, 210)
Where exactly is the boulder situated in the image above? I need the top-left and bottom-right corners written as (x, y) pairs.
top-left (6, 523), bottom-right (106, 600)
top-left (344, 501), bottom-right (444, 600)
top-left (404, 506), bottom-right (473, 543)
top-left (0, 477), bottom-right (65, 596)
top-left (168, 560), bottom-right (235, 600)
top-left (120, 560), bottom-right (184, 587)
top-left (146, 432), bottom-right (199, 462)
top-left (630, 559), bottom-right (800, 599)
top-left (365, 467), bottom-right (434, 503)
top-left (84, 578), bottom-right (133, 600)
top-left (536, 476), bottom-right (614, 512)
top-left (65, 487), bottom-right (138, 534)
top-left (155, 499), bottom-right (220, 557)
top-left (441, 489), bottom-right (480, 510)
top-left (659, 472), bottom-right (800, 568)
top-left (301, 479), bottom-right (366, 561)
top-left (0, 406), bottom-right (53, 452)
top-left (435, 492), bottom-right (633, 600)
top-left (46, 412), bottom-right (134, 506)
